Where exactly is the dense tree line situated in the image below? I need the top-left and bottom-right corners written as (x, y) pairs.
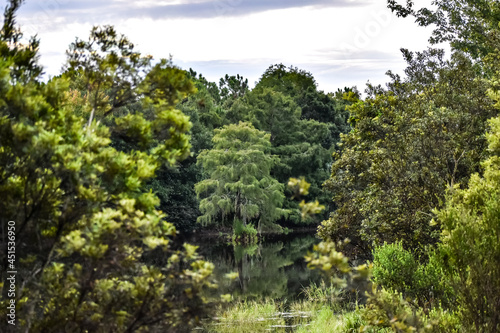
top-left (1, 0), bottom-right (500, 331)
top-left (0, 0), bottom-right (350, 330)
top-left (310, 1), bottom-right (500, 332)
top-left (153, 63), bottom-right (353, 234)
top-left (0, 2), bottom-right (216, 331)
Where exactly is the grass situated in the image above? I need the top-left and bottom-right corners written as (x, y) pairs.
top-left (295, 306), bottom-right (344, 333)
top-left (205, 296), bottom-right (366, 332)
top-left (203, 282), bottom-right (375, 332)
top-left (203, 278), bottom-right (463, 333)
top-left (300, 280), bottom-right (344, 308)
top-left (206, 299), bottom-right (286, 333)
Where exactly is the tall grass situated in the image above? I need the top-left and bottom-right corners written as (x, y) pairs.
top-left (300, 280), bottom-right (344, 308)
top-left (206, 299), bottom-right (286, 333)
top-left (205, 281), bottom-right (371, 332)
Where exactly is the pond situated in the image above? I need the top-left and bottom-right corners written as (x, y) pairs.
top-left (187, 231), bottom-right (323, 301)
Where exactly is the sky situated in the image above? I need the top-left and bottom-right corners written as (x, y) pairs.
top-left (15, 0), bottom-right (444, 94)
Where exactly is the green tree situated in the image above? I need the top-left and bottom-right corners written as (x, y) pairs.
top-left (246, 65), bottom-right (353, 222)
top-left (256, 64), bottom-right (317, 103)
top-left (228, 87), bottom-right (332, 223)
top-left (188, 68), bottom-right (223, 105)
top-left (219, 73), bottom-right (249, 103)
top-left (434, 112), bottom-right (500, 332)
top-left (0, 3), bottom-right (215, 331)
top-left (149, 71), bottom-right (225, 232)
top-left (320, 49), bottom-right (497, 250)
top-left (64, 27), bottom-right (203, 234)
top-left (65, 25), bottom-right (150, 128)
top-left (255, 64), bottom-right (352, 147)
top-left (195, 122), bottom-right (287, 233)
top-left (387, 0), bottom-right (500, 60)
top-left (65, 26), bottom-right (195, 132)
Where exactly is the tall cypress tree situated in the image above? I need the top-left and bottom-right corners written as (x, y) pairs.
top-left (195, 122), bottom-right (287, 232)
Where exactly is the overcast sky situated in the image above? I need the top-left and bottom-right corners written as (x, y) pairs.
top-left (15, 0), bottom-right (444, 93)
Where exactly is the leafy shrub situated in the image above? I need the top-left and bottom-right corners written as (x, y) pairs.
top-left (434, 115), bottom-right (500, 332)
top-left (361, 286), bottom-right (426, 332)
top-left (361, 286), bottom-right (461, 333)
top-left (425, 307), bottom-right (462, 333)
top-left (372, 242), bottom-right (418, 294)
top-left (372, 242), bottom-right (453, 308)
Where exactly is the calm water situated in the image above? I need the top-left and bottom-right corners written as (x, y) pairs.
top-left (188, 232), bottom-right (323, 301)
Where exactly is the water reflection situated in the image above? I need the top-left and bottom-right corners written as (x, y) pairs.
top-left (191, 233), bottom-right (323, 301)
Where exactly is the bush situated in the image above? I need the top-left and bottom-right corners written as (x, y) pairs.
top-left (372, 242), bottom-right (418, 294)
top-left (372, 242), bottom-right (453, 308)
top-left (434, 116), bottom-right (500, 332)
top-left (361, 286), bottom-right (461, 333)
top-left (425, 307), bottom-right (462, 333)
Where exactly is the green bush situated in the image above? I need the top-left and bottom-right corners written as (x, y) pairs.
top-left (434, 116), bottom-right (500, 332)
top-left (425, 307), bottom-right (462, 333)
top-left (372, 242), bottom-right (453, 308)
top-left (361, 286), bottom-right (461, 333)
top-left (372, 242), bottom-right (418, 294)
top-left (361, 286), bottom-right (425, 332)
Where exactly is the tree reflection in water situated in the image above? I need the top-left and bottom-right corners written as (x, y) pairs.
top-left (194, 233), bottom-right (323, 301)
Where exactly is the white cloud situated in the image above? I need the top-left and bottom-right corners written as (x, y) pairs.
top-left (15, 0), bottom-right (444, 92)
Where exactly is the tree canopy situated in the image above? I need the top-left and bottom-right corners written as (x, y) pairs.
top-left (320, 49), bottom-right (496, 250)
top-left (0, 3), bottom-right (215, 331)
top-left (195, 122), bottom-right (287, 233)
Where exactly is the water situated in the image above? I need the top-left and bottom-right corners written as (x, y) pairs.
top-left (188, 231), bottom-right (323, 301)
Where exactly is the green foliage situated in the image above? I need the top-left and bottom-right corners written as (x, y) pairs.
top-left (360, 286), bottom-right (462, 333)
top-left (225, 65), bottom-right (352, 225)
top-left (288, 177), bottom-right (326, 221)
top-left (387, 0), bottom-right (500, 60)
top-left (295, 306), bottom-right (356, 333)
top-left (306, 240), bottom-right (462, 333)
top-left (228, 86), bottom-right (333, 223)
top-left (362, 286), bottom-right (428, 332)
top-left (305, 241), bottom-right (372, 290)
top-left (148, 160), bottom-right (202, 232)
top-left (65, 25), bottom-right (152, 124)
top-left (207, 295), bottom-right (368, 333)
top-left (195, 122), bottom-right (287, 232)
top-left (232, 219), bottom-right (258, 244)
top-left (256, 64), bottom-right (317, 98)
top-left (0, 5), bottom-right (216, 331)
top-left (219, 73), bottom-right (249, 107)
top-left (207, 299), bottom-right (286, 333)
top-left (255, 64), bottom-right (352, 146)
top-left (434, 115), bottom-right (500, 332)
top-left (372, 242), bottom-right (418, 295)
top-left (64, 25), bottom-right (205, 234)
top-left (301, 281), bottom-right (344, 309)
top-left (151, 71), bottom-right (224, 232)
top-left (320, 50), bottom-right (497, 250)
top-left (288, 177), bottom-right (311, 198)
top-left (372, 242), bottom-right (452, 308)
top-left (299, 200), bottom-right (326, 222)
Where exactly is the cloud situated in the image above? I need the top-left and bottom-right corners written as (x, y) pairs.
top-left (13, 0), bottom-right (435, 95)
top-left (18, 0), bottom-right (371, 25)
top-left (309, 48), bottom-right (402, 62)
top-left (134, 0), bottom-right (370, 19)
